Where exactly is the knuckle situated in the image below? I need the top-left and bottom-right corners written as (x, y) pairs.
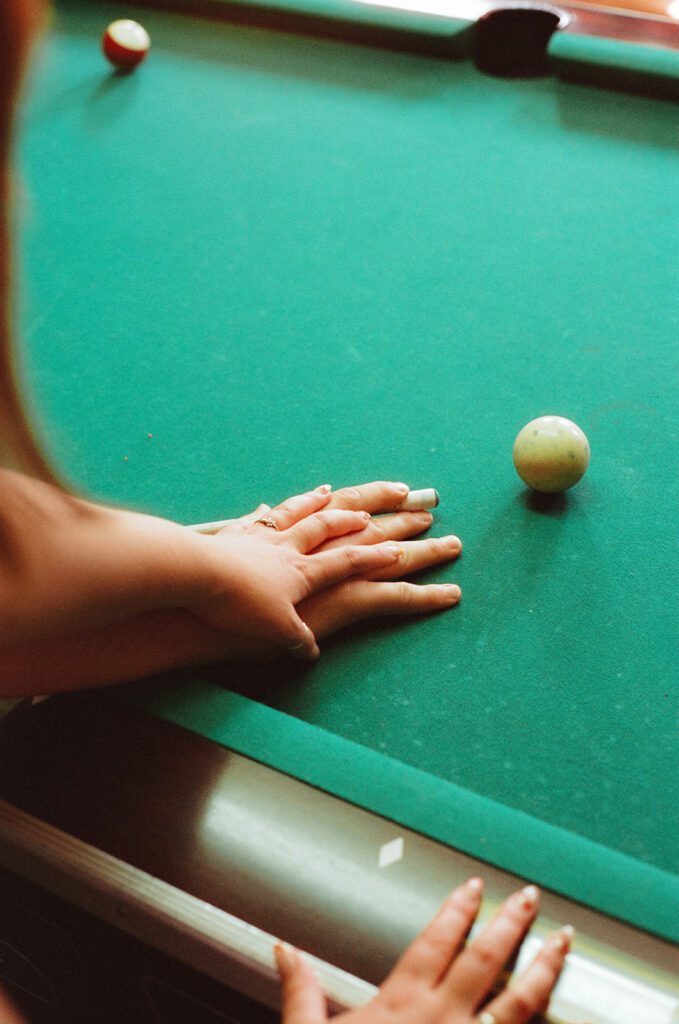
top-left (395, 545), bottom-right (410, 569)
top-left (368, 517), bottom-right (388, 540)
top-left (380, 988), bottom-right (411, 1016)
top-left (343, 545), bottom-right (363, 569)
top-left (394, 580), bottom-right (415, 605)
top-left (503, 989), bottom-right (537, 1020)
top-left (297, 561), bottom-right (314, 586)
top-left (420, 931), bottom-right (455, 965)
top-left (324, 511), bottom-right (353, 534)
top-left (381, 980), bottom-right (438, 1019)
top-left (434, 902), bottom-right (472, 939)
top-left (469, 938), bottom-right (502, 973)
top-left (337, 486), bottom-right (364, 510)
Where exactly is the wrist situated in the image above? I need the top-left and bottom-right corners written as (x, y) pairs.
top-left (0, 469), bottom-right (224, 647)
top-left (97, 506), bottom-right (222, 610)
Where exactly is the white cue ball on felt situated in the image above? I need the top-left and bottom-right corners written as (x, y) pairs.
top-left (513, 415), bottom-right (590, 493)
top-left (102, 20), bottom-right (150, 70)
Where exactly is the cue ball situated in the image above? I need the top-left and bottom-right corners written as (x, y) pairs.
top-left (513, 416), bottom-right (590, 493)
top-left (102, 20), bottom-right (150, 70)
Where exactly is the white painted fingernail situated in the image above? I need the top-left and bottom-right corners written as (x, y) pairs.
top-left (400, 487), bottom-right (439, 510)
top-left (550, 925), bottom-right (575, 952)
top-left (518, 885), bottom-right (540, 910)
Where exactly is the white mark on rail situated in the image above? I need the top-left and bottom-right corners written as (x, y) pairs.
top-left (378, 837), bottom-right (404, 869)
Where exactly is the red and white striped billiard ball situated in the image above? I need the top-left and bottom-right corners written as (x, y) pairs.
top-left (102, 19), bottom-right (150, 70)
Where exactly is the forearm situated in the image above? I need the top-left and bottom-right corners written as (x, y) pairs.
top-left (0, 609), bottom-right (230, 696)
top-left (0, 469), bottom-right (218, 650)
top-left (0, 987), bottom-right (28, 1024)
top-left (0, 476), bottom-right (462, 696)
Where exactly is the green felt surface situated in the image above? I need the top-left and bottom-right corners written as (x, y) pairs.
top-left (14, 0), bottom-right (679, 941)
top-left (125, 679), bottom-right (679, 943)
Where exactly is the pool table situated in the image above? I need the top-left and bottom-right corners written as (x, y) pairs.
top-left (1, 0), bottom-right (678, 1020)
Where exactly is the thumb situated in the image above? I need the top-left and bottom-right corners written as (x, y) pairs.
top-left (275, 944), bottom-right (328, 1024)
top-left (286, 618), bottom-right (320, 661)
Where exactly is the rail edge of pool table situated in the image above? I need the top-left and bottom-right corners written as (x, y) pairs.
top-left (0, 695), bottom-right (677, 1024)
top-left (79, 0), bottom-right (679, 96)
top-left (121, 676), bottom-right (679, 946)
top-left (6, 2), bottom-right (679, 1019)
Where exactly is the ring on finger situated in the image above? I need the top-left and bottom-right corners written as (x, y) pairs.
top-left (256, 516), bottom-right (280, 531)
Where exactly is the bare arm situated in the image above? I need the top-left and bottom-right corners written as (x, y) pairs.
top-left (0, 480), bottom-right (461, 696)
top-left (0, 987), bottom-right (28, 1024)
top-left (0, 472), bottom-right (402, 683)
top-left (0, 468), bottom-right (223, 647)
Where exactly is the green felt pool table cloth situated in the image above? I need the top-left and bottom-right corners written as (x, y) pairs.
top-left (12, 0), bottom-right (679, 942)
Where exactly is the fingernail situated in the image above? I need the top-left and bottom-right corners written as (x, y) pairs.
top-left (466, 876), bottom-right (484, 895)
top-left (358, 510), bottom-right (371, 521)
top-left (387, 542), bottom-right (404, 558)
top-left (448, 535), bottom-right (462, 553)
top-left (439, 584), bottom-right (461, 603)
top-left (549, 925), bottom-right (575, 952)
top-left (518, 885), bottom-right (540, 911)
top-left (394, 483), bottom-right (410, 495)
top-left (315, 484), bottom-right (332, 494)
top-left (274, 942), bottom-right (297, 976)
